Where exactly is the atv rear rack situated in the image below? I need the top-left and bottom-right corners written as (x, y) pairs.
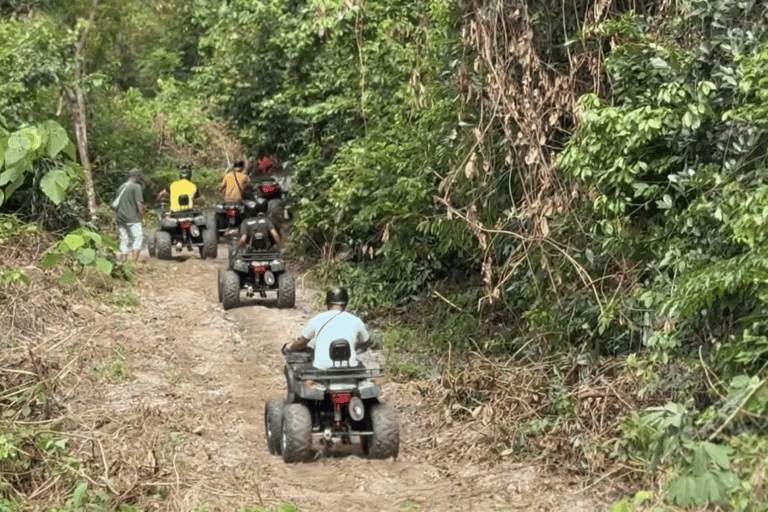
top-left (238, 251), bottom-right (283, 262)
top-left (293, 365), bottom-right (385, 381)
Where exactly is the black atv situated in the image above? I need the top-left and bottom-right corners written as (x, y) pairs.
top-left (252, 176), bottom-right (289, 228)
top-left (213, 199), bottom-right (259, 238)
top-left (264, 342), bottom-right (399, 463)
top-left (148, 206), bottom-right (217, 260)
top-left (217, 228), bottom-right (295, 310)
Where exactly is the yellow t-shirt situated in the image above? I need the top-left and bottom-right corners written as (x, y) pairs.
top-left (221, 171), bottom-right (251, 202)
top-left (170, 179), bottom-right (197, 212)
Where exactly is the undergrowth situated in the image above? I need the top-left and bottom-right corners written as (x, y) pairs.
top-left (0, 219), bottom-right (147, 511)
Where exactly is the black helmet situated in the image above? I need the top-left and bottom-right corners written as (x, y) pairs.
top-left (326, 287), bottom-right (349, 306)
top-left (180, 166), bottom-right (192, 180)
top-left (233, 160), bottom-right (245, 170)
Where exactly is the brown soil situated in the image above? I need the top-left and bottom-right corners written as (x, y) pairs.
top-left (58, 250), bottom-right (619, 512)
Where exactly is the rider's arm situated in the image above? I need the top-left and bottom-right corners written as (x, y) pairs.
top-left (270, 227), bottom-right (282, 245)
top-left (285, 336), bottom-right (309, 352)
top-left (355, 320), bottom-right (372, 351)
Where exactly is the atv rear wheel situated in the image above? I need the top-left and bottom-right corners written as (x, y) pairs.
top-left (155, 231), bottom-right (172, 260)
top-left (276, 272), bottom-right (295, 309)
top-left (221, 270), bottom-right (240, 310)
top-left (147, 230), bottom-right (156, 257)
top-left (200, 224), bottom-right (217, 259)
top-left (281, 403), bottom-right (312, 463)
top-left (363, 403), bottom-right (399, 460)
top-left (267, 199), bottom-right (284, 228)
top-left (265, 398), bottom-right (284, 455)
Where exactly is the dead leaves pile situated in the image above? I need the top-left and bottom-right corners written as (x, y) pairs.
top-left (393, 353), bottom-right (661, 476)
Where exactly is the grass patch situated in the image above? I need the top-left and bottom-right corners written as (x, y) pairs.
top-left (104, 286), bottom-right (140, 310)
top-left (91, 343), bottom-right (129, 382)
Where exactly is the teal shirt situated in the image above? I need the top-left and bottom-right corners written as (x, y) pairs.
top-left (115, 182), bottom-right (144, 224)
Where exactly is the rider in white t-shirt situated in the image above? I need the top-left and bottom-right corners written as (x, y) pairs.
top-left (284, 288), bottom-right (370, 369)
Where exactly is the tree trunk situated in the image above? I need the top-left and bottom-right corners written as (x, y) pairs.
top-left (68, 0), bottom-right (100, 217)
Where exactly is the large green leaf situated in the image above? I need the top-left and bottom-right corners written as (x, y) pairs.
top-left (40, 168), bottom-right (71, 205)
top-left (94, 257), bottom-right (113, 275)
top-left (3, 166), bottom-right (28, 198)
top-left (42, 120), bottom-right (70, 158)
top-left (3, 133), bottom-right (27, 168)
top-left (701, 442), bottom-right (731, 470)
top-left (63, 139), bottom-right (76, 160)
top-left (0, 134), bottom-right (7, 168)
top-left (40, 253), bottom-right (63, 269)
top-left (59, 270), bottom-right (77, 286)
top-left (62, 234), bottom-right (86, 251)
top-left (0, 165), bottom-right (21, 187)
top-left (75, 248), bottom-right (96, 265)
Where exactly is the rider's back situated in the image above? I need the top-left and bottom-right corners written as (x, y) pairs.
top-left (169, 179), bottom-right (197, 212)
top-left (303, 311), bottom-right (368, 370)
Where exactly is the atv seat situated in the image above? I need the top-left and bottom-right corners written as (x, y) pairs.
top-left (329, 339), bottom-right (352, 368)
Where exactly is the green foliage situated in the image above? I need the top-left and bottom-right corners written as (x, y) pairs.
top-left (609, 491), bottom-right (653, 512)
top-left (0, 121), bottom-right (77, 207)
top-left (41, 227), bottom-right (118, 284)
top-left (616, 403), bottom-right (741, 507)
top-left (0, 269), bottom-right (29, 290)
top-left (91, 344), bottom-right (129, 382)
top-left (0, 14), bottom-right (73, 128)
top-left (193, 0), bottom-right (469, 308)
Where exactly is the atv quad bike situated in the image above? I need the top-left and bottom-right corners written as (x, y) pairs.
top-left (213, 199), bottom-right (262, 238)
top-left (252, 176), bottom-right (289, 228)
top-left (264, 342), bottom-right (399, 463)
top-left (218, 227), bottom-right (295, 310)
top-left (152, 205), bottom-right (217, 260)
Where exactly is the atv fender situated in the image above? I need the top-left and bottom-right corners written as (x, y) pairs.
top-left (283, 365), bottom-right (297, 403)
top-left (358, 380), bottom-right (381, 400)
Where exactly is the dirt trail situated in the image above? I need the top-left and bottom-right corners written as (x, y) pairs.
top-left (85, 250), bottom-right (615, 512)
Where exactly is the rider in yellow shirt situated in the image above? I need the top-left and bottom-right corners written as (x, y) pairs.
top-left (157, 167), bottom-right (201, 212)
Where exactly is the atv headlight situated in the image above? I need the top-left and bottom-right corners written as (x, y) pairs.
top-left (233, 259), bottom-right (249, 272)
top-left (264, 270), bottom-right (275, 286)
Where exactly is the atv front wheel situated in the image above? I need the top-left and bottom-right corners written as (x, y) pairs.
top-left (221, 270), bottom-right (241, 310)
top-left (147, 230), bottom-right (156, 257)
top-left (363, 403), bottom-right (399, 460)
top-left (155, 231), bottom-right (172, 260)
top-left (200, 225), bottom-right (218, 259)
top-left (265, 398), bottom-right (284, 455)
top-left (281, 403), bottom-right (312, 463)
top-left (276, 272), bottom-right (296, 309)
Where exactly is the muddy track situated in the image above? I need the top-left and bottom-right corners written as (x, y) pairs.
top-left (87, 250), bottom-right (613, 512)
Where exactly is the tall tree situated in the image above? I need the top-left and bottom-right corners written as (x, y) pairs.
top-left (65, 0), bottom-right (98, 217)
